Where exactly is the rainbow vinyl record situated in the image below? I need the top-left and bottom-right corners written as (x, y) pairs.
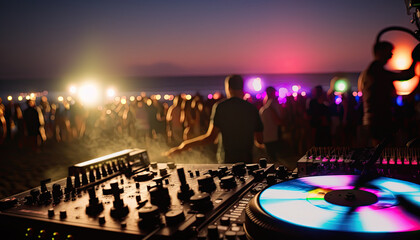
top-left (245, 175), bottom-right (420, 240)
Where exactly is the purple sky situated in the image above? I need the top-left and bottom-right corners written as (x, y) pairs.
top-left (0, 0), bottom-right (417, 78)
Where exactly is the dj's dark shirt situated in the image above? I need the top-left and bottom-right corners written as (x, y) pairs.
top-left (212, 97), bottom-right (263, 163)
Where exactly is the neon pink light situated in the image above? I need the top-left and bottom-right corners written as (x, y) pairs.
top-left (207, 94), bottom-right (213, 99)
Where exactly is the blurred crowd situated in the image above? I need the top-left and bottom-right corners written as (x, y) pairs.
top-left (1, 80), bottom-right (420, 160)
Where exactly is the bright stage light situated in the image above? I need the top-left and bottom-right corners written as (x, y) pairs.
top-left (155, 94), bottom-right (162, 100)
top-left (251, 77), bottom-right (262, 92)
top-left (7, 96), bottom-right (12, 101)
top-left (292, 85), bottom-right (300, 92)
top-left (69, 85), bottom-right (77, 94)
top-left (278, 88), bottom-right (288, 99)
top-left (58, 96), bottom-right (64, 102)
top-left (130, 96), bottom-right (135, 101)
top-left (334, 79), bottom-right (348, 92)
top-left (388, 45), bottom-right (419, 95)
top-left (292, 92), bottom-right (298, 97)
top-left (25, 96), bottom-right (30, 100)
top-left (78, 83), bottom-right (100, 106)
top-left (18, 96), bottom-right (23, 101)
top-left (301, 92), bottom-right (307, 97)
top-left (121, 98), bottom-right (127, 105)
top-left (106, 88), bottom-right (116, 97)
top-left (67, 96), bottom-right (72, 101)
top-left (186, 94), bottom-right (192, 100)
top-left (164, 94), bottom-right (170, 100)
top-left (207, 94), bottom-right (213, 100)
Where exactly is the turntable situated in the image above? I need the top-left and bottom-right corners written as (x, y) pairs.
top-left (245, 175), bottom-right (420, 240)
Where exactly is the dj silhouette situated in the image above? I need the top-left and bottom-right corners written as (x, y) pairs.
top-left (359, 41), bottom-right (420, 145)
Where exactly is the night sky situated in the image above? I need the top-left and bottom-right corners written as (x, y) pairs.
top-left (0, 0), bottom-right (417, 79)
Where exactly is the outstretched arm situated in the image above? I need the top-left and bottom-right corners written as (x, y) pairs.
top-left (165, 122), bottom-right (220, 156)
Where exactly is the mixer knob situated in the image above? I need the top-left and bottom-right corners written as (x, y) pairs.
top-left (232, 162), bottom-right (246, 176)
top-left (107, 163), bottom-right (113, 174)
top-left (81, 171), bottom-right (89, 185)
top-left (30, 188), bottom-right (40, 201)
top-left (89, 169), bottom-right (96, 183)
top-left (150, 162), bottom-right (158, 169)
top-left (164, 209), bottom-right (185, 226)
top-left (207, 225), bottom-right (219, 240)
top-left (225, 231), bottom-right (236, 240)
top-left (176, 168), bottom-right (194, 200)
top-left (220, 175), bottom-right (237, 189)
top-left (65, 176), bottom-right (73, 193)
top-left (218, 166), bottom-right (228, 174)
top-left (48, 208), bottom-right (55, 217)
top-left (220, 216), bottom-right (230, 226)
top-left (190, 193), bottom-right (213, 212)
top-left (167, 162), bottom-right (176, 169)
top-left (138, 205), bottom-right (161, 228)
top-left (95, 168), bottom-right (102, 180)
top-left (149, 178), bottom-right (171, 207)
top-left (101, 165), bottom-right (108, 177)
top-left (259, 158), bottom-right (268, 168)
top-left (74, 174), bottom-right (81, 188)
top-left (52, 184), bottom-right (63, 203)
top-left (59, 210), bottom-right (67, 219)
top-left (112, 162), bottom-right (118, 172)
top-left (39, 180), bottom-right (52, 203)
top-left (188, 170), bottom-right (194, 178)
top-left (159, 168), bottom-right (168, 176)
top-left (195, 213), bottom-right (206, 224)
top-left (197, 175), bottom-right (216, 193)
top-left (98, 215), bottom-right (106, 225)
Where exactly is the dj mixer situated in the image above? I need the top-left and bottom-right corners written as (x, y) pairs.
top-left (1, 147), bottom-right (420, 239)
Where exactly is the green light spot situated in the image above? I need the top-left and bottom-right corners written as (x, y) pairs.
top-left (335, 79), bottom-right (348, 92)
